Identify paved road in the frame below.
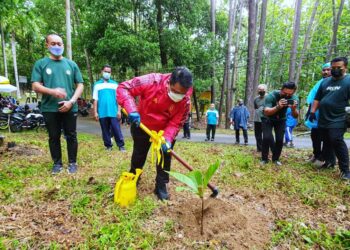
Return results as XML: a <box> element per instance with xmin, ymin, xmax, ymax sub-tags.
<box><xmin>76</xmin><ymin>117</ymin><xmax>350</xmax><ymax>149</ymax></box>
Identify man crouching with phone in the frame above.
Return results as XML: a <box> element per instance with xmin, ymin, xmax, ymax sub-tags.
<box><xmin>260</xmin><ymin>82</ymin><xmax>298</xmax><ymax>166</ymax></box>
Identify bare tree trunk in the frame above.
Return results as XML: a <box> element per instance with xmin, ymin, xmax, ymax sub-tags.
<box><xmin>244</xmin><ymin>0</ymin><xmax>257</xmax><ymax>116</ymax></box>
<box><xmin>0</xmin><ymin>23</ymin><xmax>8</xmax><ymax>78</ymax></box>
<box><xmin>326</xmin><ymin>0</ymin><xmax>345</xmax><ymax>61</ymax></box>
<box><xmin>192</xmin><ymin>88</ymin><xmax>200</xmax><ymax>121</ymax></box>
<box><xmin>230</xmin><ymin>0</ymin><xmax>243</xmax><ymax>108</ymax></box>
<box><xmin>288</xmin><ymin>0</ymin><xmax>302</xmax><ymax>82</ymax></box>
<box><xmin>71</xmin><ymin>0</ymin><xmax>94</xmax><ymax>97</ymax></box>
<box><xmin>295</xmin><ymin>0</ymin><xmax>319</xmax><ymax>85</ymax></box>
<box><xmin>210</xmin><ymin>0</ymin><xmax>216</xmax><ymax>104</ymax></box>
<box><xmin>224</xmin><ymin>0</ymin><xmax>237</xmax><ymax>128</ymax></box>
<box><xmin>218</xmin><ymin>63</ymin><xmax>226</xmax><ymax>127</ymax></box>
<box><xmin>253</xmin><ymin>0</ymin><xmax>268</xmax><ymax>94</ymax></box>
<box><xmin>11</xmin><ymin>32</ymin><xmax>20</xmax><ymax>99</ymax></box>
<box><xmin>65</xmin><ymin>0</ymin><xmax>72</xmax><ymax>60</ymax></box>
<box><xmin>155</xmin><ymin>0</ymin><xmax>167</xmax><ymax>67</ymax></box>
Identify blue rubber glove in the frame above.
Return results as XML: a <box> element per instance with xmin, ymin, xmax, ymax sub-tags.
<box><xmin>308</xmin><ymin>112</ymin><xmax>316</xmax><ymax>122</ymax></box>
<box><xmin>128</xmin><ymin>112</ymin><xmax>140</xmax><ymax>127</ymax></box>
<box><xmin>161</xmin><ymin>140</ymin><xmax>172</xmax><ymax>155</ymax></box>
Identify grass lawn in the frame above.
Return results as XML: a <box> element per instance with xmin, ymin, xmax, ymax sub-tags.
<box><xmin>1</xmin><ymin>131</ymin><xmax>350</xmax><ymax>249</ymax></box>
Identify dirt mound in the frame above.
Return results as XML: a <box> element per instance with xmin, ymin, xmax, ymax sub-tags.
<box><xmin>0</xmin><ymin>144</ymin><xmax>44</xmax><ymax>156</ymax></box>
<box><xmin>0</xmin><ymin>201</ymin><xmax>84</xmax><ymax>248</ymax></box>
<box><xmin>151</xmin><ymin>197</ymin><xmax>271</xmax><ymax>249</ymax></box>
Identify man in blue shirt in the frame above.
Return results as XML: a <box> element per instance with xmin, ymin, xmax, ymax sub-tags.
<box><xmin>205</xmin><ymin>103</ymin><xmax>219</xmax><ymax>141</ymax></box>
<box><xmin>230</xmin><ymin>99</ymin><xmax>250</xmax><ymax>145</ymax></box>
<box><xmin>93</xmin><ymin>65</ymin><xmax>125</xmax><ymax>151</ymax></box>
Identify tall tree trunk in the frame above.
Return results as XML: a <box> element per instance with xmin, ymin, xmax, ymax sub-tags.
<box><xmin>71</xmin><ymin>0</ymin><xmax>94</xmax><ymax>97</ymax></box>
<box><xmin>223</xmin><ymin>0</ymin><xmax>236</xmax><ymax>128</ymax></box>
<box><xmin>295</xmin><ymin>0</ymin><xmax>319</xmax><ymax>85</ymax></box>
<box><xmin>253</xmin><ymin>0</ymin><xmax>268</xmax><ymax>94</ymax></box>
<box><xmin>65</xmin><ymin>0</ymin><xmax>72</xmax><ymax>60</ymax></box>
<box><xmin>155</xmin><ymin>0</ymin><xmax>167</xmax><ymax>67</ymax></box>
<box><xmin>288</xmin><ymin>0</ymin><xmax>302</xmax><ymax>82</ymax></box>
<box><xmin>326</xmin><ymin>0</ymin><xmax>345</xmax><ymax>61</ymax></box>
<box><xmin>210</xmin><ymin>0</ymin><xmax>216</xmax><ymax>104</ymax></box>
<box><xmin>11</xmin><ymin>32</ymin><xmax>20</xmax><ymax>99</ymax></box>
<box><xmin>230</xmin><ymin>0</ymin><xmax>243</xmax><ymax>108</ymax></box>
<box><xmin>0</xmin><ymin>23</ymin><xmax>8</xmax><ymax>78</ymax></box>
<box><xmin>244</xmin><ymin>0</ymin><xmax>257</xmax><ymax>117</ymax></box>
<box><xmin>192</xmin><ymin>87</ymin><xmax>200</xmax><ymax>121</ymax></box>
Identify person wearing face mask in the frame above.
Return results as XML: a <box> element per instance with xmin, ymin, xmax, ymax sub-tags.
<box><xmin>305</xmin><ymin>62</ymin><xmax>335</xmax><ymax>168</ymax></box>
<box><xmin>261</xmin><ymin>82</ymin><xmax>298</xmax><ymax>166</ymax></box>
<box><xmin>309</xmin><ymin>57</ymin><xmax>350</xmax><ymax>180</ymax></box>
<box><xmin>230</xmin><ymin>99</ymin><xmax>250</xmax><ymax>145</ymax></box>
<box><xmin>117</xmin><ymin>67</ymin><xmax>193</xmax><ymax>200</ymax></box>
<box><xmin>93</xmin><ymin>64</ymin><xmax>125</xmax><ymax>152</ymax></box>
<box><xmin>31</xmin><ymin>34</ymin><xmax>84</xmax><ymax>174</ymax></box>
<box><xmin>253</xmin><ymin>84</ymin><xmax>267</xmax><ymax>152</ymax></box>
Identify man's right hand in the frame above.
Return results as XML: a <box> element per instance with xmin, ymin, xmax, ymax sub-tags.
<box><xmin>51</xmin><ymin>88</ymin><xmax>67</xmax><ymax>99</ymax></box>
<box><xmin>94</xmin><ymin>113</ymin><xmax>99</xmax><ymax>121</ymax></box>
<box><xmin>128</xmin><ymin>112</ymin><xmax>141</xmax><ymax>126</ymax></box>
<box><xmin>309</xmin><ymin>112</ymin><xmax>316</xmax><ymax>122</ymax></box>
<box><xmin>279</xmin><ymin>98</ymin><xmax>288</xmax><ymax>108</ymax></box>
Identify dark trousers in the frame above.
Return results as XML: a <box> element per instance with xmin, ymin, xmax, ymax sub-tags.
<box><xmin>235</xmin><ymin>127</ymin><xmax>248</xmax><ymax>143</ymax></box>
<box><xmin>130</xmin><ymin>126</ymin><xmax>174</xmax><ymax>184</ymax></box>
<box><xmin>261</xmin><ymin>119</ymin><xmax>285</xmax><ymax>162</ymax></box>
<box><xmin>183</xmin><ymin>122</ymin><xmax>190</xmax><ymax>138</ymax></box>
<box><xmin>320</xmin><ymin>128</ymin><xmax>349</xmax><ymax>172</ymax></box>
<box><xmin>311</xmin><ymin>128</ymin><xmax>335</xmax><ymax>164</ymax></box>
<box><xmin>99</xmin><ymin>117</ymin><xmax>124</xmax><ymax>148</ymax></box>
<box><xmin>254</xmin><ymin>122</ymin><xmax>263</xmax><ymax>151</ymax></box>
<box><xmin>43</xmin><ymin>112</ymin><xmax>78</xmax><ymax>165</ymax></box>
<box><xmin>206</xmin><ymin>124</ymin><xmax>216</xmax><ymax>139</ymax></box>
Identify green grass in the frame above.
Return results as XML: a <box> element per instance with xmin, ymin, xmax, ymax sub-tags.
<box><xmin>0</xmin><ymin>130</ymin><xmax>350</xmax><ymax>248</ymax></box>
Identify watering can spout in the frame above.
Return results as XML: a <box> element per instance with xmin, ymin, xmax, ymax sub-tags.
<box><xmin>114</xmin><ymin>168</ymin><xmax>143</xmax><ymax>207</ymax></box>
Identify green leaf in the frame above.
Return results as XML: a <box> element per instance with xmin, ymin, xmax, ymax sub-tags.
<box><xmin>175</xmin><ymin>186</ymin><xmax>196</xmax><ymax>193</ymax></box>
<box><xmin>167</xmin><ymin>171</ymin><xmax>198</xmax><ymax>194</ymax></box>
<box><xmin>203</xmin><ymin>161</ymin><xmax>220</xmax><ymax>187</ymax></box>
<box><xmin>187</xmin><ymin>170</ymin><xmax>204</xmax><ymax>197</ymax></box>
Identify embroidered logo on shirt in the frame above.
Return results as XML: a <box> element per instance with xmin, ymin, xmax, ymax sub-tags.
<box><xmin>66</xmin><ymin>70</ymin><xmax>71</xmax><ymax>75</ymax></box>
<box><xmin>326</xmin><ymin>86</ymin><xmax>341</xmax><ymax>91</ymax></box>
<box><xmin>46</xmin><ymin>68</ymin><xmax>52</xmax><ymax>75</ymax></box>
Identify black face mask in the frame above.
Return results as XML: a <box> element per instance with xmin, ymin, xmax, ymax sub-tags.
<box><xmin>258</xmin><ymin>91</ymin><xmax>265</xmax><ymax>97</ymax></box>
<box><xmin>331</xmin><ymin>68</ymin><xmax>343</xmax><ymax>78</ymax></box>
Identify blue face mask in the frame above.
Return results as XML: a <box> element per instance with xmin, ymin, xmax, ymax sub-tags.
<box><xmin>49</xmin><ymin>46</ymin><xmax>64</xmax><ymax>57</ymax></box>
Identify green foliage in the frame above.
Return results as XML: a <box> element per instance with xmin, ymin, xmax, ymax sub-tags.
<box><xmin>167</xmin><ymin>161</ymin><xmax>219</xmax><ymax>198</ymax></box>
<box><xmin>272</xmin><ymin>220</ymin><xmax>350</xmax><ymax>249</ymax></box>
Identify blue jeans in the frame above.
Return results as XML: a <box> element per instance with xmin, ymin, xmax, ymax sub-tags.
<box><xmin>285</xmin><ymin>126</ymin><xmax>295</xmax><ymax>143</ymax></box>
<box><xmin>99</xmin><ymin>117</ymin><xmax>124</xmax><ymax>148</ymax></box>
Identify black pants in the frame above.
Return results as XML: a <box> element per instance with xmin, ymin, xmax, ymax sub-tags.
<box><xmin>235</xmin><ymin>127</ymin><xmax>248</xmax><ymax>143</ymax></box>
<box><xmin>261</xmin><ymin>119</ymin><xmax>285</xmax><ymax>162</ymax></box>
<box><xmin>43</xmin><ymin>112</ymin><xmax>78</xmax><ymax>165</ymax></box>
<box><xmin>130</xmin><ymin>126</ymin><xmax>174</xmax><ymax>184</ymax></box>
<box><xmin>311</xmin><ymin>128</ymin><xmax>335</xmax><ymax>163</ymax></box>
<box><xmin>99</xmin><ymin>117</ymin><xmax>124</xmax><ymax>148</ymax></box>
<box><xmin>206</xmin><ymin>124</ymin><xmax>216</xmax><ymax>139</ymax></box>
<box><xmin>320</xmin><ymin>128</ymin><xmax>349</xmax><ymax>173</ymax></box>
<box><xmin>254</xmin><ymin>122</ymin><xmax>262</xmax><ymax>151</ymax></box>
<box><xmin>183</xmin><ymin>122</ymin><xmax>190</xmax><ymax>138</ymax></box>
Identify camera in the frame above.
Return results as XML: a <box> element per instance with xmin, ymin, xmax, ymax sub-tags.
<box><xmin>287</xmin><ymin>99</ymin><xmax>295</xmax><ymax>105</ymax></box>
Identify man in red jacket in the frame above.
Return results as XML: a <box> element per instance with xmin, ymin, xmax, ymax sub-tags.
<box><xmin>117</xmin><ymin>67</ymin><xmax>193</xmax><ymax>200</ymax></box>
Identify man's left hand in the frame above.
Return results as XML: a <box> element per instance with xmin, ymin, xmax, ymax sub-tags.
<box><xmin>58</xmin><ymin>101</ymin><xmax>73</xmax><ymax>113</ymax></box>
<box><xmin>117</xmin><ymin>111</ymin><xmax>121</xmax><ymax>120</ymax></box>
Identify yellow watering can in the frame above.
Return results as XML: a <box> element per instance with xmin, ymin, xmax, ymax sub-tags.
<box><xmin>114</xmin><ymin>168</ymin><xmax>142</xmax><ymax>207</ymax></box>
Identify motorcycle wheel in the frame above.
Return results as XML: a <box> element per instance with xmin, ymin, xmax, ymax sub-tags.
<box><xmin>10</xmin><ymin>123</ymin><xmax>23</xmax><ymax>132</ymax></box>
<box><xmin>0</xmin><ymin>120</ymin><xmax>8</xmax><ymax>130</ymax></box>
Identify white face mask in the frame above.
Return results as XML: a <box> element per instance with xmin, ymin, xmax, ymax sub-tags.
<box><xmin>168</xmin><ymin>90</ymin><xmax>185</xmax><ymax>102</ymax></box>
<box><xmin>103</xmin><ymin>72</ymin><xmax>111</xmax><ymax>80</ymax></box>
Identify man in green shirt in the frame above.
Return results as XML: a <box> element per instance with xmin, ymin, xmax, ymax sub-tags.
<box><xmin>261</xmin><ymin>82</ymin><xmax>298</xmax><ymax>166</ymax></box>
<box><xmin>31</xmin><ymin>34</ymin><xmax>84</xmax><ymax>174</ymax></box>
<box><xmin>253</xmin><ymin>84</ymin><xmax>267</xmax><ymax>152</ymax></box>
<box><xmin>310</xmin><ymin>57</ymin><xmax>350</xmax><ymax>180</ymax></box>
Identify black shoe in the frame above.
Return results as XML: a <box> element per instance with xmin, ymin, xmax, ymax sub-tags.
<box><xmin>154</xmin><ymin>183</ymin><xmax>169</xmax><ymax>200</ymax></box>
<box><xmin>211</xmin><ymin>138</ymin><xmax>214</xmax><ymax>141</ymax></box>
<box><xmin>235</xmin><ymin>141</ymin><xmax>239</xmax><ymax>144</ymax></box>
<box><xmin>318</xmin><ymin>162</ymin><xmax>335</xmax><ymax>170</ymax></box>
<box><xmin>52</xmin><ymin>164</ymin><xmax>63</xmax><ymax>174</ymax></box>
<box><xmin>341</xmin><ymin>171</ymin><xmax>350</xmax><ymax>180</ymax></box>
<box><xmin>205</xmin><ymin>138</ymin><xmax>209</xmax><ymax>141</ymax></box>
